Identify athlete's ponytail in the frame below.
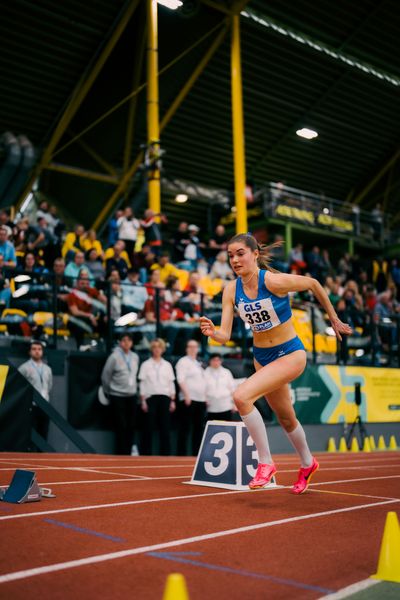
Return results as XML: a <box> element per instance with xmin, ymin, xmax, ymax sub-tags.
<box><xmin>227</xmin><ymin>233</ymin><xmax>282</xmax><ymax>272</ymax></box>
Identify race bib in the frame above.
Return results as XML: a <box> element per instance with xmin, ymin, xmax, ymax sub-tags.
<box><xmin>238</xmin><ymin>297</ymin><xmax>281</xmax><ymax>332</ymax></box>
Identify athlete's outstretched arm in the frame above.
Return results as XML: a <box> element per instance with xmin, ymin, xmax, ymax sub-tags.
<box><xmin>266</xmin><ymin>272</ymin><xmax>353</xmax><ymax>341</ymax></box>
<box><xmin>200</xmin><ymin>281</ymin><xmax>235</xmax><ymax>344</ymax></box>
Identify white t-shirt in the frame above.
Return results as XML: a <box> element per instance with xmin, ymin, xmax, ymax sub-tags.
<box><xmin>204</xmin><ymin>366</ymin><xmax>235</xmax><ymax>413</ymax></box>
<box><xmin>117</xmin><ymin>216</ymin><xmax>140</xmax><ymax>241</ymax></box>
<box><xmin>176</xmin><ymin>355</ymin><xmax>206</xmax><ymax>402</ymax></box>
<box><xmin>138</xmin><ymin>358</ymin><xmax>175</xmax><ymax>399</ymax></box>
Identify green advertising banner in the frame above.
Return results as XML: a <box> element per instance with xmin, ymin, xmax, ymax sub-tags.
<box><xmin>291</xmin><ymin>365</ymin><xmax>400</xmax><ymax>424</ymax></box>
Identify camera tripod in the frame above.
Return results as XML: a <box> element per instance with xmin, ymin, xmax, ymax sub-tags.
<box><xmin>345</xmin><ymin>406</ymin><xmax>368</xmax><ymax>450</ymax></box>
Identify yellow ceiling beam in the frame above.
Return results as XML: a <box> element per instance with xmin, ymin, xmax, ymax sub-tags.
<box><xmin>92</xmin><ymin>21</ymin><xmax>229</xmax><ymax>231</ymax></box>
<box><xmin>46</xmin><ymin>163</ymin><xmax>119</xmax><ymax>185</ymax></box>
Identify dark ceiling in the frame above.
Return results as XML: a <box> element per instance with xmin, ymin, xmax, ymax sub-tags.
<box><xmin>1</xmin><ymin>0</ymin><xmax>399</xmax><ymax>231</ymax></box>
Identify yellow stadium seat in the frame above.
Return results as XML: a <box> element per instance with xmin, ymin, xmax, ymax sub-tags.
<box><xmin>199</xmin><ymin>276</ymin><xmax>223</xmax><ymax>297</ymax></box>
<box><xmin>176</xmin><ymin>269</ymin><xmax>189</xmax><ymax>291</ymax></box>
<box><xmin>2</xmin><ymin>308</ymin><xmax>28</xmax><ymax>318</ymax></box>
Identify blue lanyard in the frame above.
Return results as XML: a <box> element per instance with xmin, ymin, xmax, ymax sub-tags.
<box><xmin>30</xmin><ymin>360</ymin><xmax>44</xmax><ymax>385</ymax></box>
<box><xmin>118</xmin><ymin>349</ymin><xmax>132</xmax><ymax>373</ymax></box>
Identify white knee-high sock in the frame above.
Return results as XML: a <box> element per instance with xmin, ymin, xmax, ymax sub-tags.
<box><xmin>241</xmin><ymin>407</ymin><xmax>272</xmax><ymax>464</ymax></box>
<box><xmin>285</xmin><ymin>421</ymin><xmax>313</xmax><ymax>467</ymax></box>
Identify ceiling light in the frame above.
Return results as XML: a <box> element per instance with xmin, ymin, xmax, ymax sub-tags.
<box><xmin>323</xmin><ymin>207</ymin><xmax>330</xmax><ymax>214</ymax></box>
<box><xmin>175</xmin><ymin>194</ymin><xmax>188</xmax><ymax>203</ymax></box>
<box><xmin>157</xmin><ymin>0</ymin><xmax>183</xmax><ymax>9</ymax></box>
<box><xmin>296</xmin><ymin>128</ymin><xmax>318</xmax><ymax>140</ymax></box>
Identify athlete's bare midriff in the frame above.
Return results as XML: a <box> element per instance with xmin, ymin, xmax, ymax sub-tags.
<box><xmin>252</xmin><ymin>318</ymin><xmax>298</xmax><ymax>348</ymax></box>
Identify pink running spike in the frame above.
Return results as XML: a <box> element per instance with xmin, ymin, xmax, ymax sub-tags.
<box><xmin>249</xmin><ymin>463</ymin><xmax>277</xmax><ymax>489</ymax></box>
<box><xmin>291</xmin><ymin>457</ymin><xmax>319</xmax><ymax>494</ymax></box>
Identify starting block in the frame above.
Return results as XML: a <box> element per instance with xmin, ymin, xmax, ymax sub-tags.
<box><xmin>0</xmin><ymin>470</ymin><xmax>55</xmax><ymax>504</ymax></box>
<box><xmin>186</xmin><ymin>421</ymin><xmax>280</xmax><ymax>491</ymax></box>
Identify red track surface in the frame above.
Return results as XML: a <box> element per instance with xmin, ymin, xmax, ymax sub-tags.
<box><xmin>0</xmin><ymin>452</ymin><xmax>399</xmax><ymax>599</ymax></box>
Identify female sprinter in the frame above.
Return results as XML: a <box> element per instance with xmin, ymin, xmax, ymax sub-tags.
<box><xmin>200</xmin><ymin>233</ymin><xmax>352</xmax><ymax>494</ymax></box>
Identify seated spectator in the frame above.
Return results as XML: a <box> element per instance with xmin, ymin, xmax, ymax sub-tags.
<box><xmin>144</xmin><ymin>268</ymin><xmax>164</xmax><ymax>297</ymax></box>
<box><xmin>82</xmin><ymin>229</ymin><xmax>104</xmax><ymax>259</ymax></box>
<box><xmin>0</xmin><ymin>256</ymin><xmax>11</xmax><ymax>308</ymax></box>
<box><xmin>163</xmin><ymin>275</ymin><xmax>182</xmax><ymax>307</ymax></box>
<box><xmin>67</xmin><ymin>273</ymin><xmax>106</xmax><ymax>348</ymax></box>
<box><xmin>364</xmin><ymin>284</ymin><xmax>377</xmax><ymax>313</ymax></box>
<box><xmin>131</xmin><ymin>244</ymin><xmax>154</xmax><ymax>281</ymax></box>
<box><xmin>150</xmin><ymin>252</ymin><xmax>180</xmax><ymax>283</ymax></box>
<box><xmin>181</xmin><ymin>271</ymin><xmax>210</xmax><ymax>315</ymax></box>
<box><xmin>13</xmin><ymin>218</ymin><xmax>30</xmax><ymax>260</ymax></box>
<box><xmin>117</xmin><ymin>207</ymin><xmax>140</xmax><ymax>259</ymax></box>
<box><xmin>0</xmin><ymin>210</ymin><xmax>13</xmax><ymax>239</ymax></box>
<box><xmin>65</xmin><ymin>251</ymin><xmax>94</xmax><ymax>286</ymax></box>
<box><xmin>108</xmin><ymin>269</ymin><xmax>123</xmax><ymax>322</ymax></box>
<box><xmin>306</xmin><ymin>246</ymin><xmax>323</xmax><ymax>281</ymax></box>
<box><xmin>84</xmin><ymin>249</ymin><xmax>105</xmax><ymax>282</ymax></box>
<box><xmin>105</xmin><ymin>240</ymin><xmax>130</xmax><ymax>279</ymax></box>
<box><xmin>18</xmin><ymin>252</ymin><xmax>48</xmax><ymax>279</ymax></box>
<box><xmin>62</xmin><ymin>224</ymin><xmax>86</xmax><ymax>262</ymax></box>
<box><xmin>328</xmin><ymin>281</ymin><xmax>341</xmax><ymax>307</ymax></box>
<box><xmin>0</xmin><ymin>226</ymin><xmax>16</xmax><ymax>268</ymax></box>
<box><xmin>121</xmin><ymin>269</ymin><xmax>148</xmax><ymax>314</ymax></box>
<box><xmin>27</xmin><ymin>217</ymin><xmax>57</xmax><ymax>268</ymax></box>
<box><xmin>183</xmin><ymin>224</ymin><xmax>203</xmax><ymax>269</ymax></box>
<box><xmin>209</xmin><ymin>251</ymin><xmax>234</xmax><ymax>281</ymax></box>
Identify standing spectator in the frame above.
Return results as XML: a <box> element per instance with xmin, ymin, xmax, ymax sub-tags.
<box><xmin>117</xmin><ymin>207</ymin><xmax>140</xmax><ymax>260</ymax></box>
<box><xmin>306</xmin><ymin>246</ymin><xmax>323</xmax><ymax>281</ymax></box>
<box><xmin>288</xmin><ymin>243</ymin><xmax>306</xmax><ymax>274</ymax></box>
<box><xmin>18</xmin><ymin>341</ymin><xmax>53</xmax><ymax>442</ymax></box>
<box><xmin>108</xmin><ymin>209</ymin><xmax>123</xmax><ymax>248</ymax></box>
<box><xmin>184</xmin><ymin>224</ymin><xmax>203</xmax><ymax>269</ymax></box>
<box><xmin>140</xmin><ymin>208</ymin><xmax>167</xmax><ymax>255</ymax></box>
<box><xmin>207</xmin><ymin>224</ymin><xmax>227</xmax><ymax>262</ymax></box>
<box><xmin>171</xmin><ymin>221</ymin><xmax>190</xmax><ymax>263</ymax></box>
<box><xmin>0</xmin><ymin>226</ymin><xmax>16</xmax><ymax>268</ymax></box>
<box><xmin>101</xmin><ymin>333</ymin><xmax>139</xmax><ymax>455</ymax></box>
<box><xmin>204</xmin><ymin>354</ymin><xmax>235</xmax><ymax>421</ymax></box>
<box><xmin>176</xmin><ymin>339</ymin><xmax>206</xmax><ymax>455</ymax></box>
<box><xmin>139</xmin><ymin>338</ymin><xmax>176</xmax><ymax>455</ymax></box>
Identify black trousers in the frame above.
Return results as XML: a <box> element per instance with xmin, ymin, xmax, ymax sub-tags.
<box><xmin>108</xmin><ymin>394</ymin><xmax>137</xmax><ymax>455</ymax></box>
<box><xmin>206</xmin><ymin>410</ymin><xmax>232</xmax><ymax>422</ymax></box>
<box><xmin>141</xmin><ymin>395</ymin><xmax>172</xmax><ymax>456</ymax></box>
<box><xmin>177</xmin><ymin>400</ymin><xmax>206</xmax><ymax>456</ymax></box>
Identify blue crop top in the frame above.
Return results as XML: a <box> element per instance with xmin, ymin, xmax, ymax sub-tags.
<box><xmin>234</xmin><ymin>269</ymin><xmax>292</xmax><ymax>333</ymax></box>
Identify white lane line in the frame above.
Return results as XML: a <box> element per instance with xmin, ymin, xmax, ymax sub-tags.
<box><xmin>318</xmin><ymin>577</ymin><xmax>380</xmax><ymax>599</ymax></box>
<box><xmin>70</xmin><ymin>468</ymin><xmax>151</xmax><ymax>480</ymax></box>
<box><xmin>1</xmin><ymin>473</ymin><xmax>400</xmax><ymax>521</ymax></box>
<box><xmin>0</xmin><ymin>499</ymin><xmax>398</xmax><ymax>584</ymax></box>
<box><xmin>0</xmin><ymin>489</ymin><xmax>246</xmax><ymax>521</ymax></box>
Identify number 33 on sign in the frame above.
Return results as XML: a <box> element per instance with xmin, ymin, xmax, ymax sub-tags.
<box><xmin>185</xmin><ymin>421</ymin><xmax>280</xmax><ymax>491</ymax></box>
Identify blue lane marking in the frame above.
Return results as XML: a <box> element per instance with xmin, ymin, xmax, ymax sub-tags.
<box><xmin>147</xmin><ymin>551</ymin><xmax>333</xmax><ymax>594</ymax></box>
<box><xmin>44</xmin><ymin>518</ymin><xmax>126</xmax><ymax>543</ymax></box>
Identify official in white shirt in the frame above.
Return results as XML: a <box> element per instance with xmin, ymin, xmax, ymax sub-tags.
<box><xmin>101</xmin><ymin>333</ymin><xmax>139</xmax><ymax>455</ymax></box>
<box><xmin>204</xmin><ymin>354</ymin><xmax>236</xmax><ymax>421</ymax></box>
<box><xmin>18</xmin><ymin>340</ymin><xmax>53</xmax><ymax>442</ymax></box>
<box><xmin>138</xmin><ymin>338</ymin><xmax>176</xmax><ymax>455</ymax></box>
<box><xmin>175</xmin><ymin>339</ymin><xmax>206</xmax><ymax>455</ymax></box>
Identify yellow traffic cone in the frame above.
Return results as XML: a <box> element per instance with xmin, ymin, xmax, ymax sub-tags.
<box><xmin>363</xmin><ymin>437</ymin><xmax>371</xmax><ymax>452</ymax></box>
<box><xmin>369</xmin><ymin>435</ymin><xmax>376</xmax><ymax>450</ymax></box>
<box><xmin>378</xmin><ymin>435</ymin><xmax>386</xmax><ymax>451</ymax></box>
<box><xmin>163</xmin><ymin>573</ymin><xmax>190</xmax><ymax>600</ymax></box>
<box><xmin>389</xmin><ymin>435</ymin><xmax>398</xmax><ymax>451</ymax></box>
<box><xmin>350</xmin><ymin>437</ymin><xmax>359</xmax><ymax>452</ymax></box>
<box><xmin>338</xmin><ymin>437</ymin><xmax>347</xmax><ymax>452</ymax></box>
<box><xmin>327</xmin><ymin>437</ymin><xmax>336</xmax><ymax>452</ymax></box>
<box><xmin>371</xmin><ymin>512</ymin><xmax>400</xmax><ymax>583</ymax></box>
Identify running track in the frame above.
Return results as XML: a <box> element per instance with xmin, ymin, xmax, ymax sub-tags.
<box><xmin>0</xmin><ymin>452</ymin><xmax>399</xmax><ymax>599</ymax></box>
